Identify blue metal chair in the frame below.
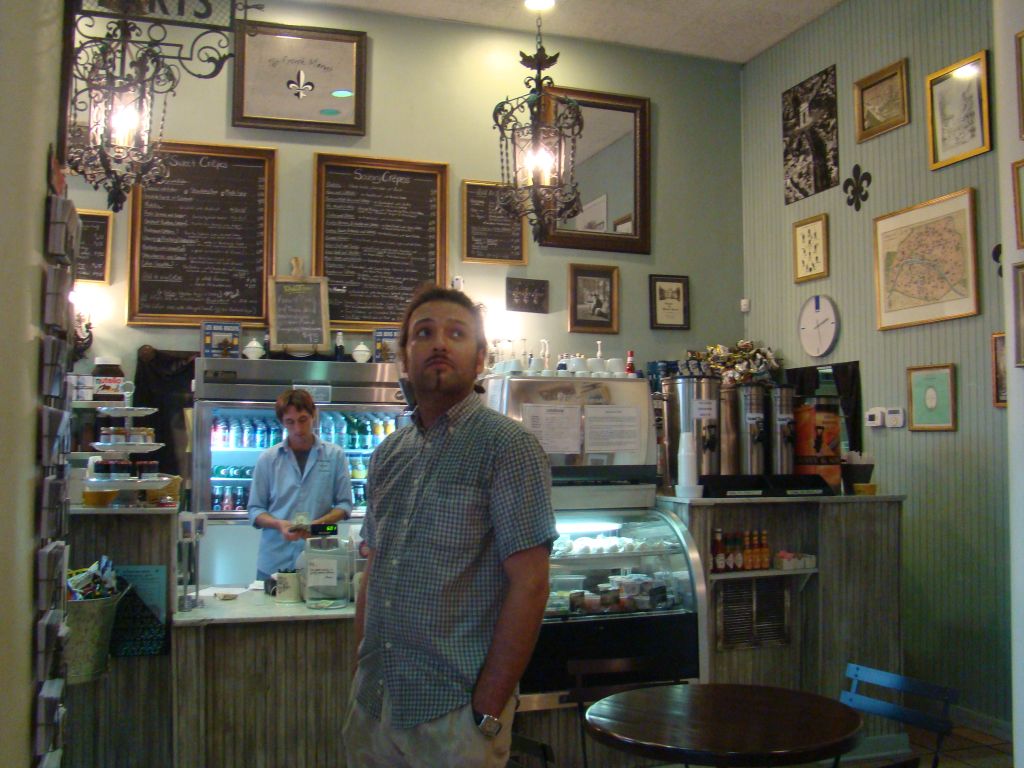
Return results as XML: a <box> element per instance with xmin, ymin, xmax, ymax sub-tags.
<box><xmin>840</xmin><ymin>662</ymin><xmax>958</xmax><ymax>768</ymax></box>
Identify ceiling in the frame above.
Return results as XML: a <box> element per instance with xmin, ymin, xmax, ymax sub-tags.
<box><xmin>314</xmin><ymin>0</ymin><xmax>845</xmax><ymax>64</ymax></box>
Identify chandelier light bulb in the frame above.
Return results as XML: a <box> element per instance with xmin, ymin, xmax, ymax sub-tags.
<box><xmin>110</xmin><ymin>101</ymin><xmax>141</xmax><ymax>146</ymax></box>
<box><xmin>524</xmin><ymin>0</ymin><xmax>555</xmax><ymax>11</ymax></box>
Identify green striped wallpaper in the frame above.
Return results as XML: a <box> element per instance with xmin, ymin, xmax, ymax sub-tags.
<box><xmin>741</xmin><ymin>0</ymin><xmax>1008</xmax><ymax>725</ymax></box>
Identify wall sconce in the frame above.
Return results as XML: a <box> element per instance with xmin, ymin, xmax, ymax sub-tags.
<box><xmin>492</xmin><ymin>14</ymin><xmax>583</xmax><ymax>241</ymax></box>
<box><xmin>73</xmin><ymin>311</ymin><xmax>94</xmax><ymax>363</ymax></box>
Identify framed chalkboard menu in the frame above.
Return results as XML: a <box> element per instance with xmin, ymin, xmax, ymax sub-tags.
<box><xmin>129</xmin><ymin>141</ymin><xmax>275</xmax><ymax>326</ymax></box>
<box><xmin>74</xmin><ymin>209</ymin><xmax>113</xmax><ymax>283</ymax></box>
<box><xmin>314</xmin><ymin>154</ymin><xmax>447</xmax><ymax>331</ymax></box>
<box><xmin>462</xmin><ymin>180</ymin><xmax>526</xmax><ymax>265</ymax></box>
<box><xmin>268</xmin><ymin>276</ymin><xmax>330</xmax><ymax>354</ymax></box>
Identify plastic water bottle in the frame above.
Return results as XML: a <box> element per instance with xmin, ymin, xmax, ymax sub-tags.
<box><xmin>242</xmin><ymin>419</ymin><xmax>255</xmax><ymax>448</ymax></box>
<box><xmin>228</xmin><ymin>419</ymin><xmax>242</xmax><ymax>449</ymax></box>
<box><xmin>254</xmin><ymin>419</ymin><xmax>267</xmax><ymax>449</ymax></box>
<box><xmin>336</xmin><ymin>415</ymin><xmax>348</xmax><ymax>446</ymax></box>
<box><xmin>320</xmin><ymin>413</ymin><xmax>335</xmax><ymax>444</ymax></box>
<box><xmin>268</xmin><ymin>423</ymin><xmax>282</xmax><ymax>446</ymax></box>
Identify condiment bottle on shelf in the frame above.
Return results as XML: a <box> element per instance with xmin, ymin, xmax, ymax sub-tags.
<box><xmin>711</xmin><ymin>528</ymin><xmax>725</xmax><ymax>573</ymax></box>
<box><xmin>625</xmin><ymin>350</ymin><xmax>636</xmax><ymax>375</ymax></box>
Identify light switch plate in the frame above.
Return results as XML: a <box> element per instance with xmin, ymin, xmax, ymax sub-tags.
<box><xmin>865</xmin><ymin>407</ymin><xmax>885</xmax><ymax>427</ymax></box>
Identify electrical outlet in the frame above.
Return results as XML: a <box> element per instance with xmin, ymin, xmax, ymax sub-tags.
<box><xmin>740</xmin><ymin>297</ymin><xmax>750</xmax><ymax>313</ymax></box>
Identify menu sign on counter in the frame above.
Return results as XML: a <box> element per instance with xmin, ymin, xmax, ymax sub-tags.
<box><xmin>129</xmin><ymin>141</ymin><xmax>275</xmax><ymax>326</ymax></box>
<box><xmin>314</xmin><ymin>154</ymin><xmax>447</xmax><ymax>331</ymax></box>
<box><xmin>268</xmin><ymin>276</ymin><xmax>330</xmax><ymax>354</ymax></box>
<box><xmin>74</xmin><ymin>209</ymin><xmax>113</xmax><ymax>283</ymax></box>
<box><xmin>462</xmin><ymin>180</ymin><xmax>526</xmax><ymax>264</ymax></box>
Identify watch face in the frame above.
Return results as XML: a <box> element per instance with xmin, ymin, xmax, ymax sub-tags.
<box><xmin>798</xmin><ymin>295</ymin><xmax>839</xmax><ymax>357</ymax></box>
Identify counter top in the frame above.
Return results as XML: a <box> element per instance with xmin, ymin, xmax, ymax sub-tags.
<box><xmin>658</xmin><ymin>494</ymin><xmax>904</xmax><ymax>505</ymax></box>
<box><xmin>173</xmin><ymin>588</ymin><xmax>355</xmax><ymax>626</ymax></box>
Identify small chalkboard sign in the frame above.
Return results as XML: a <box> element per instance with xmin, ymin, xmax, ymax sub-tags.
<box><xmin>75</xmin><ymin>210</ymin><xmax>113</xmax><ymax>283</ymax></box>
<box><xmin>462</xmin><ymin>180</ymin><xmax>526</xmax><ymax>265</ymax></box>
<box><xmin>268</xmin><ymin>276</ymin><xmax>330</xmax><ymax>354</ymax></box>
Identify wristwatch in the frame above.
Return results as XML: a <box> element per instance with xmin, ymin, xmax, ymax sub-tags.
<box><xmin>472</xmin><ymin>708</ymin><xmax>502</xmax><ymax>738</ymax></box>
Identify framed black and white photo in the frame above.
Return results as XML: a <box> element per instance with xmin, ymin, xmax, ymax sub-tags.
<box><xmin>506</xmin><ymin>277</ymin><xmax>549</xmax><ymax>314</ymax></box>
<box><xmin>569</xmin><ymin>263</ymin><xmax>618</xmax><ymax>333</ymax></box>
<box><xmin>648</xmin><ymin>274</ymin><xmax>689</xmax><ymax>330</ymax></box>
<box><xmin>233</xmin><ymin>21</ymin><xmax>367</xmax><ymax>135</ymax></box>
<box><xmin>782</xmin><ymin>65</ymin><xmax>839</xmax><ymax>204</ymax></box>
<box><xmin>926</xmin><ymin>50</ymin><xmax>990</xmax><ymax>170</ymax></box>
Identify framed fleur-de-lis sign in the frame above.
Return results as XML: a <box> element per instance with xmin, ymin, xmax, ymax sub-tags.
<box><xmin>233</xmin><ymin>21</ymin><xmax>366</xmax><ymax>135</ymax></box>
<box><xmin>793</xmin><ymin>213</ymin><xmax>829</xmax><ymax>283</ymax></box>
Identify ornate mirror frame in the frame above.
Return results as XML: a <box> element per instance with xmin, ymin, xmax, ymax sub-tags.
<box><xmin>540</xmin><ymin>87</ymin><xmax>651</xmax><ymax>254</ymax></box>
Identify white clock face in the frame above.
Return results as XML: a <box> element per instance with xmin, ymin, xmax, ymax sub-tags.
<box><xmin>798</xmin><ymin>295</ymin><xmax>839</xmax><ymax>357</ymax></box>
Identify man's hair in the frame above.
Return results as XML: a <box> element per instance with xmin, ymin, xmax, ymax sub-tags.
<box><xmin>398</xmin><ymin>283</ymin><xmax>487</xmax><ymax>364</ymax></box>
<box><xmin>274</xmin><ymin>388</ymin><xmax>317</xmax><ymax>421</ymax></box>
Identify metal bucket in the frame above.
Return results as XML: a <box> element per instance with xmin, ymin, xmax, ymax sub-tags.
<box><xmin>661</xmin><ymin>375</ymin><xmax>721</xmax><ymax>484</ymax></box>
<box><xmin>737</xmin><ymin>384</ymin><xmax>766</xmax><ymax>475</ymax></box>
<box><xmin>769</xmin><ymin>385</ymin><xmax>796</xmax><ymax>475</ymax></box>
<box><xmin>793</xmin><ymin>396</ymin><xmax>842</xmax><ymax>492</ymax></box>
<box><xmin>65</xmin><ymin>587</ymin><xmax>129</xmax><ymax>685</ymax></box>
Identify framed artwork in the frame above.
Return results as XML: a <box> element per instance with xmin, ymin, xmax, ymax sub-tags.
<box><xmin>854</xmin><ymin>59</ymin><xmax>909</xmax><ymax>143</ymax></box>
<box><xmin>506</xmin><ymin>277</ymin><xmax>549</xmax><ymax>314</ymax></box>
<box><xmin>1013</xmin><ymin>158</ymin><xmax>1024</xmax><ymax>249</ymax></box>
<box><xmin>1017</xmin><ymin>31</ymin><xmax>1024</xmax><ymax>139</ymax></box>
<box><xmin>793</xmin><ymin>213</ymin><xmax>829</xmax><ymax>283</ymax></box>
<box><xmin>907</xmin><ymin>363</ymin><xmax>956</xmax><ymax>431</ymax></box>
<box><xmin>992</xmin><ymin>332</ymin><xmax>1007</xmax><ymax>408</ymax></box>
<box><xmin>577</xmin><ymin>195</ymin><xmax>608</xmax><ymax>233</ymax></box>
<box><xmin>462</xmin><ymin>181</ymin><xmax>526</xmax><ymax>264</ymax></box>
<box><xmin>613</xmin><ymin>213</ymin><xmax>633</xmax><ymax>234</ymax></box>
<box><xmin>1016</xmin><ymin>264</ymin><xmax>1024</xmax><ymax>368</ymax></box>
<box><xmin>926</xmin><ymin>50</ymin><xmax>990</xmax><ymax>170</ymax></box>
<box><xmin>782</xmin><ymin>64</ymin><xmax>839</xmax><ymax>204</ymax></box>
<box><xmin>233</xmin><ymin>21</ymin><xmax>367</xmax><ymax>135</ymax></box>
<box><xmin>873</xmin><ymin>187</ymin><xmax>977</xmax><ymax>331</ymax></box>
<box><xmin>648</xmin><ymin>274</ymin><xmax>690</xmax><ymax>330</ymax></box>
<box><xmin>569</xmin><ymin>263</ymin><xmax>618</xmax><ymax>333</ymax></box>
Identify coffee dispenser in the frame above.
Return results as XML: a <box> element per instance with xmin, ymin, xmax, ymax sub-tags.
<box><xmin>769</xmin><ymin>384</ymin><xmax>795</xmax><ymax>474</ymax></box>
<box><xmin>661</xmin><ymin>374</ymin><xmax>721</xmax><ymax>484</ymax></box>
<box><xmin>737</xmin><ymin>383</ymin><xmax>766</xmax><ymax>475</ymax></box>
<box><xmin>718</xmin><ymin>382</ymin><xmax>740</xmax><ymax>475</ymax></box>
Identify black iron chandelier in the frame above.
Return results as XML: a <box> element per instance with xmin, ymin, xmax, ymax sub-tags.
<box><xmin>492</xmin><ymin>15</ymin><xmax>583</xmax><ymax>241</ymax></box>
<box><xmin>64</xmin><ymin>0</ymin><xmax>239</xmax><ymax>211</ymax></box>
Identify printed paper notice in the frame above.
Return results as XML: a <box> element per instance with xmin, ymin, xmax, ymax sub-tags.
<box><xmin>521</xmin><ymin>404</ymin><xmax>581</xmax><ymax>454</ymax></box>
<box><xmin>584</xmin><ymin>406</ymin><xmax>641</xmax><ymax>453</ymax></box>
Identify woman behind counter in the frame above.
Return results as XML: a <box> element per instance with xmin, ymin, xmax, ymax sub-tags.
<box><xmin>247</xmin><ymin>388</ymin><xmax>353</xmax><ymax>580</ymax></box>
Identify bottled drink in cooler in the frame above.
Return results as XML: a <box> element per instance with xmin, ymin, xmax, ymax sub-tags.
<box><xmin>212</xmin><ymin>485</ymin><xmax>222</xmax><ymax>511</ymax></box>
<box><xmin>234</xmin><ymin>485</ymin><xmax>246</xmax><ymax>510</ymax></box>
<box><xmin>268</xmin><ymin>423</ymin><xmax>282</xmax><ymax>446</ymax></box>
<box><xmin>372</xmin><ymin>418</ymin><xmax>384</xmax><ymax>446</ymax></box>
<box><xmin>254</xmin><ymin>419</ymin><xmax>267</xmax><ymax>449</ymax></box>
<box><xmin>320</xmin><ymin>413</ymin><xmax>335</xmax><ymax>444</ymax></box>
<box><xmin>228</xmin><ymin>419</ymin><xmax>241</xmax><ymax>449</ymax></box>
<box><xmin>336</xmin><ymin>415</ymin><xmax>348</xmax><ymax>446</ymax></box>
<box><xmin>360</xmin><ymin>418</ymin><xmax>374</xmax><ymax>450</ymax></box>
<box><xmin>242</xmin><ymin>419</ymin><xmax>255</xmax><ymax>448</ymax></box>
<box><xmin>211</xmin><ymin>418</ymin><xmax>223</xmax><ymax>448</ymax></box>
<box><xmin>384</xmin><ymin>416</ymin><xmax>395</xmax><ymax>436</ymax></box>
<box><xmin>222</xmin><ymin>486</ymin><xmax>234</xmax><ymax>512</ymax></box>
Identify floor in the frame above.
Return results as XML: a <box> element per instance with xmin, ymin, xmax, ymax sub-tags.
<box><xmin>850</xmin><ymin>726</ymin><xmax>1014</xmax><ymax>768</ymax></box>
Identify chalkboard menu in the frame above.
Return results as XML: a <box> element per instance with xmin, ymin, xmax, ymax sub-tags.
<box><xmin>314</xmin><ymin>154</ymin><xmax>446</xmax><ymax>331</ymax></box>
<box><xmin>268</xmin><ymin>276</ymin><xmax>330</xmax><ymax>353</ymax></box>
<box><xmin>129</xmin><ymin>141</ymin><xmax>275</xmax><ymax>326</ymax></box>
<box><xmin>75</xmin><ymin>210</ymin><xmax>113</xmax><ymax>283</ymax></box>
<box><xmin>462</xmin><ymin>181</ymin><xmax>526</xmax><ymax>264</ymax></box>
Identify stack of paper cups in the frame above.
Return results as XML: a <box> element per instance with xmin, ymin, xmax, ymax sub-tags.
<box><xmin>675</xmin><ymin>432</ymin><xmax>703</xmax><ymax>498</ymax></box>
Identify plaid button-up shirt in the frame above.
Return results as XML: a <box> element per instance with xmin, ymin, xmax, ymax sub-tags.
<box><xmin>356</xmin><ymin>393</ymin><xmax>556</xmax><ymax>728</ymax></box>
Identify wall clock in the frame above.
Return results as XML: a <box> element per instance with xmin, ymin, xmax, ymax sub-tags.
<box><xmin>798</xmin><ymin>294</ymin><xmax>839</xmax><ymax>357</ymax></box>
<box><xmin>793</xmin><ymin>213</ymin><xmax>829</xmax><ymax>282</ymax></box>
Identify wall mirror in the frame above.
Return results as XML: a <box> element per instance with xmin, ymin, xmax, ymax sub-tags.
<box><xmin>540</xmin><ymin>87</ymin><xmax>651</xmax><ymax>254</ymax></box>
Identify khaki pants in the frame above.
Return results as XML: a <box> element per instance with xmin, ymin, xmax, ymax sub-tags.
<box><xmin>342</xmin><ymin>680</ymin><xmax>515</xmax><ymax>768</ymax></box>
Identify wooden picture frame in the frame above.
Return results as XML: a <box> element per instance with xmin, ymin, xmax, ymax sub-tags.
<box><xmin>793</xmin><ymin>213</ymin><xmax>829</xmax><ymax>283</ymax></box>
<box><xmin>1013</xmin><ymin>158</ymin><xmax>1024</xmax><ymax>250</ymax></box>
<box><xmin>926</xmin><ymin>50</ymin><xmax>990</xmax><ymax>170</ymax></box>
<box><xmin>992</xmin><ymin>332</ymin><xmax>1007</xmax><ymax>408</ymax></box>
<box><xmin>233</xmin><ymin>21</ymin><xmax>366</xmax><ymax>136</ymax></box>
<box><xmin>314</xmin><ymin>154</ymin><xmax>447</xmax><ymax>332</ymax></box>
<box><xmin>268</xmin><ymin>276</ymin><xmax>331</xmax><ymax>355</ymax></box>
<box><xmin>461</xmin><ymin>180</ymin><xmax>526</xmax><ymax>265</ymax></box>
<box><xmin>873</xmin><ymin>187</ymin><xmax>977</xmax><ymax>330</ymax></box>
<box><xmin>74</xmin><ymin>209</ymin><xmax>113</xmax><ymax>284</ymax></box>
<box><xmin>854</xmin><ymin>59</ymin><xmax>909</xmax><ymax>143</ymax></box>
<box><xmin>1015</xmin><ymin>264</ymin><xmax>1024</xmax><ymax>368</ymax></box>
<box><xmin>506</xmin><ymin>277</ymin><xmax>549</xmax><ymax>314</ymax></box>
<box><xmin>613</xmin><ymin>213</ymin><xmax>633</xmax><ymax>234</ymax></box>
<box><xmin>907</xmin><ymin>363</ymin><xmax>956</xmax><ymax>431</ymax></box>
<box><xmin>1017</xmin><ymin>31</ymin><xmax>1024</xmax><ymax>140</ymax></box>
<box><xmin>569</xmin><ymin>263</ymin><xmax>618</xmax><ymax>334</ymax></box>
<box><xmin>648</xmin><ymin>274</ymin><xmax>690</xmax><ymax>330</ymax></box>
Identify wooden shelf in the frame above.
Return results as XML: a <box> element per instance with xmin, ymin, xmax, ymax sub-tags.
<box><xmin>708</xmin><ymin>567</ymin><xmax>818</xmax><ymax>581</ymax></box>
<box><xmin>70</xmin><ymin>505</ymin><xmax>178</xmax><ymax>516</ymax></box>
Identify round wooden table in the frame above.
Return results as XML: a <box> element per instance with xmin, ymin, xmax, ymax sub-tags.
<box><xmin>584</xmin><ymin>683</ymin><xmax>863</xmax><ymax>766</ymax></box>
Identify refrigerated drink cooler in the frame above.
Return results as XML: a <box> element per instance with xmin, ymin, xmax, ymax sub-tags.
<box><xmin>481</xmin><ymin>373</ymin><xmax>708</xmax><ymax>710</ymax></box>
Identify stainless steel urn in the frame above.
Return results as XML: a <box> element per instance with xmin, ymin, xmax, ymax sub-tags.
<box><xmin>661</xmin><ymin>375</ymin><xmax>721</xmax><ymax>484</ymax></box>
<box><xmin>737</xmin><ymin>383</ymin><xmax>767</xmax><ymax>475</ymax></box>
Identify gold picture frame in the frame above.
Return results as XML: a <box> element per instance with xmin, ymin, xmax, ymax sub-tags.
<box><xmin>854</xmin><ymin>59</ymin><xmax>909</xmax><ymax>143</ymax></box>
<box><xmin>1013</xmin><ymin>158</ymin><xmax>1024</xmax><ymax>250</ymax></box>
<box><xmin>907</xmin><ymin>363</ymin><xmax>957</xmax><ymax>432</ymax></box>
<box><xmin>1017</xmin><ymin>31</ymin><xmax>1024</xmax><ymax>140</ymax></box>
<box><xmin>992</xmin><ymin>332</ymin><xmax>1007</xmax><ymax>408</ymax></box>
<box><xmin>873</xmin><ymin>188</ymin><xmax>977</xmax><ymax>331</ymax></box>
<box><xmin>569</xmin><ymin>263</ymin><xmax>619</xmax><ymax>334</ymax></box>
<box><xmin>1015</xmin><ymin>264</ymin><xmax>1024</xmax><ymax>368</ymax></box>
<box><xmin>793</xmin><ymin>213</ymin><xmax>829</xmax><ymax>283</ymax></box>
<box><xmin>925</xmin><ymin>50</ymin><xmax>990</xmax><ymax>170</ymax></box>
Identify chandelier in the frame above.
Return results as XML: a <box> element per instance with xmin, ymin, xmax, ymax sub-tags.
<box><xmin>492</xmin><ymin>15</ymin><xmax>583</xmax><ymax>241</ymax></box>
<box><xmin>64</xmin><ymin>0</ymin><xmax>237</xmax><ymax>211</ymax></box>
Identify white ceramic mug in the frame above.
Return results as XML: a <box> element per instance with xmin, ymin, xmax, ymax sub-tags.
<box><xmin>529</xmin><ymin>357</ymin><xmax>544</xmax><ymax>372</ymax></box>
<box><xmin>568</xmin><ymin>356</ymin><xmax>586</xmax><ymax>373</ymax></box>
<box><xmin>606</xmin><ymin>358</ymin><xmax>626</xmax><ymax>373</ymax></box>
<box><xmin>587</xmin><ymin>357</ymin><xmax>605</xmax><ymax>373</ymax></box>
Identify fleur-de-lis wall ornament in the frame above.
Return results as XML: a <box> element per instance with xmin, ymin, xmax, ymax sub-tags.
<box><xmin>843</xmin><ymin>164</ymin><xmax>872</xmax><ymax>211</ymax></box>
<box><xmin>992</xmin><ymin>243</ymin><xmax>1002</xmax><ymax>278</ymax></box>
<box><xmin>287</xmin><ymin>70</ymin><xmax>315</xmax><ymax>99</ymax></box>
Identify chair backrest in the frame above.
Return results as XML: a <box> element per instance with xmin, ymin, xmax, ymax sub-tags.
<box><xmin>840</xmin><ymin>662</ymin><xmax>958</xmax><ymax>768</ymax></box>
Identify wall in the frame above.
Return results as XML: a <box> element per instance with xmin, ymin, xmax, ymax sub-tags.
<box><xmin>67</xmin><ymin>3</ymin><xmax>744</xmax><ymax>378</ymax></box>
<box><xmin>0</xmin><ymin>0</ymin><xmax>64</xmax><ymax>763</ymax></box>
<box><xmin>742</xmin><ymin>0</ymin><xmax>1008</xmax><ymax>728</ymax></box>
